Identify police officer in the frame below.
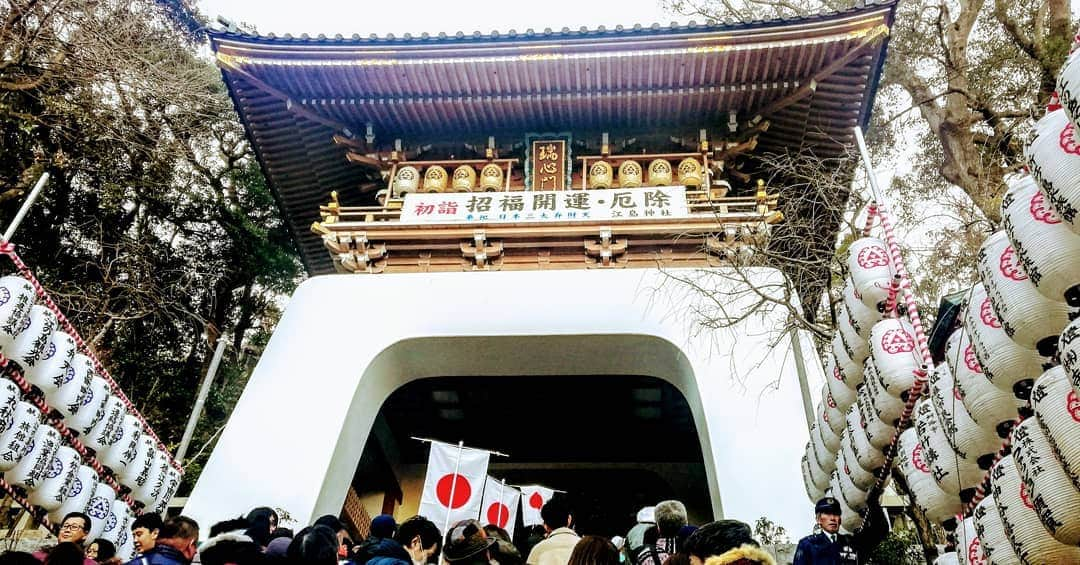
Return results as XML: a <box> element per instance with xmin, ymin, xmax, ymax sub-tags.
<box><xmin>793</xmin><ymin>497</ymin><xmax>886</xmax><ymax>564</ymax></box>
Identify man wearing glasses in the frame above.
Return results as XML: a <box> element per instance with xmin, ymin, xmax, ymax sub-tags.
<box><xmin>57</xmin><ymin>512</ymin><xmax>93</xmax><ymax>545</ymax></box>
<box><xmin>33</xmin><ymin>513</ymin><xmax>98</xmax><ymax>565</ymax></box>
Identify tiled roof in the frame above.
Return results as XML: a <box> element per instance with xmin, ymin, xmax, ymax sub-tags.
<box><xmin>210</xmin><ymin>1</ymin><xmax>897</xmax><ymax>274</ymax></box>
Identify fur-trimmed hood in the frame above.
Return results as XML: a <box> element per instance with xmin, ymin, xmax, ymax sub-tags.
<box><xmin>704</xmin><ymin>545</ymin><xmax>776</xmax><ymax>565</ymax></box>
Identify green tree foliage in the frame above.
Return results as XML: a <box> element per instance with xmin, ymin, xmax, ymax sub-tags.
<box><xmin>0</xmin><ymin>0</ymin><xmax>301</xmax><ymax>491</ymax></box>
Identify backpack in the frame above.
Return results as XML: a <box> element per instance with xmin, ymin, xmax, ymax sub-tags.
<box><xmin>632</xmin><ymin>541</ymin><xmax>672</xmax><ymax>565</ymax></box>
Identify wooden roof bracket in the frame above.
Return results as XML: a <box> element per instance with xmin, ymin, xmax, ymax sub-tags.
<box><xmin>752</xmin><ymin>24</ymin><xmax>890</xmax><ymax>120</ymax></box>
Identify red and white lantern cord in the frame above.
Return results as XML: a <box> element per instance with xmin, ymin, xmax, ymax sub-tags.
<box><xmin>0</xmin><ymin>475</ymin><xmax>52</xmax><ymax>531</ymax></box>
<box><xmin>0</xmin><ymin>354</ymin><xmax>139</xmax><ymax>512</ymax></box>
<box><xmin>858</xmin><ymin>205</ymin><xmax>1022</xmax><ymax>529</ymax></box>
<box><xmin>0</xmin><ymin>242</ymin><xmax>180</xmax><ymax>475</ymax></box>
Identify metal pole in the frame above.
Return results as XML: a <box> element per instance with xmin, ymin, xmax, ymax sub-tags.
<box><xmin>789</xmin><ymin>326</ymin><xmax>815</xmax><ymax>432</ymax></box>
<box><xmin>444</xmin><ymin>440</ymin><xmax>465</xmax><ymax>534</ymax></box>
<box><xmin>175</xmin><ymin>335</ymin><xmax>228</xmax><ymax>465</ymax></box>
<box><xmin>852</xmin><ymin>127</ymin><xmax>886</xmax><ymax>206</ymax></box>
<box><xmin>3</xmin><ymin>173</ymin><xmax>49</xmax><ymax>243</ymax></box>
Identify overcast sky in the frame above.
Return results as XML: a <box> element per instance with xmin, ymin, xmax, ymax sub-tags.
<box><xmin>197</xmin><ymin>0</ymin><xmax>678</xmax><ymax>36</ymax></box>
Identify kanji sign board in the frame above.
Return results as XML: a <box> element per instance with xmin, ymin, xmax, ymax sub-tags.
<box><xmin>400</xmin><ymin>187</ymin><xmax>688</xmax><ymax>224</ymax></box>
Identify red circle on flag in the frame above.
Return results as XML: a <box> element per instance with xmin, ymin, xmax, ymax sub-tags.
<box><xmin>436</xmin><ymin>474</ymin><xmax>472</xmax><ymax>509</ymax></box>
<box><xmin>528</xmin><ymin>492</ymin><xmax>544</xmax><ymax>509</ymax></box>
<box><xmin>487</xmin><ymin>503</ymin><xmax>510</xmax><ymax>528</ymax></box>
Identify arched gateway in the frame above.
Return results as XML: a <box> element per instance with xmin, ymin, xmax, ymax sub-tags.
<box><xmin>189</xmin><ymin>2</ymin><xmax>896</xmax><ymax>537</ymax></box>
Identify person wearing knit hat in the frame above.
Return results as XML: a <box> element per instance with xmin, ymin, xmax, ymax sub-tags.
<box><xmin>624</xmin><ymin>507</ymin><xmax>655</xmax><ymax>559</ymax></box>
<box><xmin>371</xmin><ymin>515</ymin><xmax>398</xmax><ymax>540</ymax></box>
<box><xmin>683</xmin><ymin>520</ymin><xmax>774</xmax><ymax>565</ymax></box>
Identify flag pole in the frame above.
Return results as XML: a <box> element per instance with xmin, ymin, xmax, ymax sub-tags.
<box><xmin>498</xmin><ymin>478</ymin><xmax>506</xmax><ymax>526</ymax></box>
<box><xmin>411</xmin><ymin>436</ymin><xmax>509</xmax><ymax>458</ymax></box>
<box><xmin>508</xmin><ymin>484</ymin><xmax>568</xmax><ymax>493</ymax></box>
<box><xmin>444</xmin><ymin>440</ymin><xmax>465</xmax><ymax>534</ymax></box>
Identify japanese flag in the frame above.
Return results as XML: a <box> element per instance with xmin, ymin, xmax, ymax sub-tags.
<box><xmin>418</xmin><ymin>441</ymin><xmax>490</xmax><ymax>532</ymax></box>
<box><xmin>481</xmin><ymin>477</ymin><xmax>521</xmax><ymax>538</ymax></box>
<box><xmin>519</xmin><ymin>485</ymin><xmax>554</xmax><ymax>527</ymax></box>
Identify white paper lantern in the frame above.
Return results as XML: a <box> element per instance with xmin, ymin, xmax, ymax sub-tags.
<box><xmin>897</xmin><ymin>428</ymin><xmax>963</xmax><ymax>525</ymax></box>
<box><xmin>84</xmin><ymin>395</ymin><xmax>124</xmax><ymax>452</ymax></box>
<box><xmin>825</xmin><ymin>355</ymin><xmax>858</xmax><ymax>412</ymax></box>
<box><xmin>1024</xmin><ymin>107</ymin><xmax>1080</xmax><ymax>235</ymax></box>
<box><xmin>822</xmin><ymin>387</ymin><xmax>847</xmax><ymax>438</ymax></box>
<box><xmin>833</xmin><ymin>332</ymin><xmax>864</xmax><ymax>388</ymax></box>
<box><xmin>856</xmin><ymin>372</ymin><xmax>897</xmax><ymax>449</ymax></box>
<box><xmin>947</xmin><ymin>329</ymin><xmax>1023</xmax><ymax>433</ymax></box>
<box><xmin>1002</xmin><ymin>174</ymin><xmax>1080</xmax><ymax>305</ymax></box>
<box><xmin>973</xmin><ymin>497</ymin><xmax>1021</xmax><ymax>565</ymax></box>
<box><xmin>5</xmin><ymin>424</ymin><xmax>61</xmax><ymax>489</ymax></box>
<box><xmin>964</xmin><ymin>283</ymin><xmax>1047</xmax><ymax>395</ymax></box>
<box><xmin>1060</xmin><ymin>318</ymin><xmax>1080</xmax><ymax>396</ymax></box>
<box><xmin>844</xmin><ymin>278</ymin><xmax>883</xmax><ymax>340</ymax></box>
<box><xmin>117</xmin><ymin>434</ymin><xmax>154</xmax><ymax>484</ymax></box>
<box><xmin>99</xmin><ymin>414</ymin><xmax>140</xmax><ymax>471</ymax></box>
<box><xmin>27</xmin><ymin>445</ymin><xmax>79</xmax><ymax>511</ymax></box>
<box><xmin>0</xmin><ymin>402</ymin><xmax>39</xmax><ymax>472</ymax></box>
<box><xmin>66</xmin><ymin>376</ymin><xmax>109</xmax><ymax>435</ymax></box>
<box><xmin>816</xmin><ymin>411</ymin><xmax>842</xmax><ymax>456</ymax></box>
<box><xmin>869</xmin><ymin>318</ymin><xmax>920</xmax><ymax>397</ymax></box>
<box><xmin>0</xmin><ymin>276</ymin><xmax>36</xmax><ymax>352</ymax></box>
<box><xmin>848</xmin><ymin>237</ymin><xmax>894</xmax><ymax>311</ymax></box>
<box><xmin>930</xmin><ymin>364</ymin><xmax>1004</xmax><ymax>467</ymax></box>
<box><xmin>836</xmin><ymin>466</ymin><xmax>868</xmax><ymax>512</ymax></box>
<box><xmin>839</xmin><ymin>430</ymin><xmax>878</xmax><ymax>490</ymax></box>
<box><xmin>803</xmin><ymin>453</ymin><xmax>826</xmax><ymax>501</ymax></box>
<box><xmin>117</xmin><ymin>518</ymin><xmax>137</xmax><ymax>561</ymax></box>
<box><xmin>864</xmin><ymin>357</ymin><xmax>906</xmax><ymax>425</ymax></box>
<box><xmin>0</xmin><ymin>377</ymin><xmax>21</xmax><ymax>430</ymax></box>
<box><xmin>101</xmin><ymin>498</ymin><xmax>132</xmax><ymax>544</ymax></box>
<box><xmin>977</xmin><ymin>231</ymin><xmax>1074</xmax><ymax>355</ymax></box>
<box><xmin>23</xmin><ymin>330</ymin><xmax>76</xmax><ymax>393</ymax></box>
<box><xmin>957</xmin><ymin>516</ymin><xmax>986</xmax><ymax>565</ymax></box>
<box><xmin>8</xmin><ymin>305</ymin><xmax>57</xmax><ymax>373</ymax></box>
<box><xmin>44</xmin><ymin>354</ymin><xmax>93</xmax><ymax>419</ymax></box>
<box><xmin>84</xmin><ymin>482</ymin><xmax>117</xmax><ymax>541</ymax></box>
<box><xmin>134</xmin><ymin>450</ymin><xmax>169</xmax><ymax>506</ymax></box>
<box><xmin>1059</xmin><ymin>50</ymin><xmax>1080</xmax><ymax>129</ymax></box>
<box><xmin>1031</xmin><ymin>366</ymin><xmax>1080</xmax><ymax>492</ymax></box>
<box><xmin>837</xmin><ymin>307</ymin><xmax>869</xmax><ymax>366</ymax></box>
<box><xmin>845</xmin><ymin>405</ymin><xmax>886</xmax><ymax>472</ymax></box>
<box><xmin>48</xmin><ymin>464</ymin><xmax>100</xmax><ymax>524</ymax></box>
<box><xmin>811</xmin><ymin>420</ymin><xmax>838</xmax><ymax>476</ymax></box>
<box><xmin>990</xmin><ymin>455</ymin><xmax>1080</xmax><ymax>563</ymax></box>
<box><xmin>152</xmin><ymin>465</ymin><xmax>181</xmax><ymax>514</ymax></box>
<box><xmin>839</xmin><ymin>495</ymin><xmax>864</xmax><ymax>533</ymax></box>
<box><xmin>914</xmin><ymin>400</ymin><xmax>983</xmax><ymax>496</ymax></box>
<box><xmin>1011</xmin><ymin>417</ymin><xmax>1080</xmax><ymax>545</ymax></box>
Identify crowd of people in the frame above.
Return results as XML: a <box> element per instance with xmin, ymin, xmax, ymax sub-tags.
<box><xmin>0</xmin><ymin>495</ymin><xmax>882</xmax><ymax>565</ymax></box>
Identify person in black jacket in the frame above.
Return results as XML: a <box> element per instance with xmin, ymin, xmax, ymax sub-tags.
<box><xmin>793</xmin><ymin>497</ymin><xmax>887</xmax><ymax>565</ymax></box>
